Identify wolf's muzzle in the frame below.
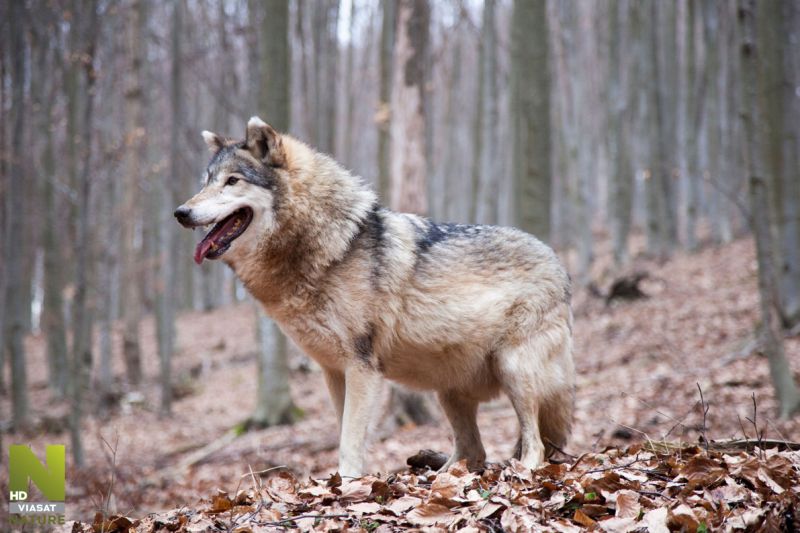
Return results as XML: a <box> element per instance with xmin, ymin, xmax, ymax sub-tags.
<box><xmin>174</xmin><ymin>205</ymin><xmax>193</xmax><ymax>227</ymax></box>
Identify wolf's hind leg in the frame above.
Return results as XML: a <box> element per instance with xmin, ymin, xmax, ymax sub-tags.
<box><xmin>496</xmin><ymin>324</ymin><xmax>573</xmax><ymax>470</ymax></box>
<box><xmin>437</xmin><ymin>390</ymin><xmax>485</xmax><ymax>472</ymax></box>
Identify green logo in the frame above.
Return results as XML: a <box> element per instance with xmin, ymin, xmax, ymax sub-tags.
<box><xmin>9</xmin><ymin>445</ymin><xmax>66</xmax><ymax>501</ymax></box>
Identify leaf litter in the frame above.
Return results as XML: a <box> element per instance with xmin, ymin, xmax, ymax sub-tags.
<box><xmin>5</xmin><ymin>237</ymin><xmax>800</xmax><ymax>530</ymax></box>
<box><xmin>69</xmin><ymin>440</ymin><xmax>799</xmax><ymax>532</ymax></box>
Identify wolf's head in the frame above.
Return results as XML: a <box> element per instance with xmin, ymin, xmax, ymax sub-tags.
<box><xmin>175</xmin><ymin>116</ymin><xmax>288</xmax><ymax>265</ymax></box>
<box><xmin>176</xmin><ymin>116</ymin><xmax>376</xmax><ymax>282</ymax></box>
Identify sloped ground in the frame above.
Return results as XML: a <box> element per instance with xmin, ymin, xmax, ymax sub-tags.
<box><xmin>72</xmin><ymin>442</ymin><xmax>800</xmax><ymax>531</ymax></box>
<box><xmin>3</xmin><ymin>236</ymin><xmax>800</xmax><ymax>530</ymax></box>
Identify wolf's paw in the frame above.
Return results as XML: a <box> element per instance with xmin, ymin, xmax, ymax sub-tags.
<box><xmin>437</xmin><ymin>453</ymin><xmax>486</xmax><ymax>474</ymax></box>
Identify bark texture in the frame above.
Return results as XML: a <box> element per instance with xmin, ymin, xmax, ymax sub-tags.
<box><xmin>511</xmin><ymin>0</ymin><xmax>551</xmax><ymax>241</ymax></box>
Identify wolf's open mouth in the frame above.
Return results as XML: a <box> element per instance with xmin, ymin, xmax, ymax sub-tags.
<box><xmin>194</xmin><ymin>207</ymin><xmax>253</xmax><ymax>264</ymax></box>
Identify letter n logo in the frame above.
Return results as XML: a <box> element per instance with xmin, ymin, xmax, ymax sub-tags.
<box><xmin>9</xmin><ymin>445</ymin><xmax>66</xmax><ymax>501</ymax></box>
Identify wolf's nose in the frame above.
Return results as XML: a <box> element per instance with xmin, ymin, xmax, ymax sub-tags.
<box><xmin>174</xmin><ymin>206</ymin><xmax>192</xmax><ymax>225</ymax></box>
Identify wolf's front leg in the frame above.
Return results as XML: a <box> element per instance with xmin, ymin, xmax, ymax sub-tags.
<box><xmin>338</xmin><ymin>365</ymin><xmax>382</xmax><ymax>477</ymax></box>
<box><xmin>322</xmin><ymin>367</ymin><xmax>346</xmax><ymax>432</ymax></box>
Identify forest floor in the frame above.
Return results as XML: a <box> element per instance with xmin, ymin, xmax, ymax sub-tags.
<box><xmin>4</xmin><ymin>235</ymin><xmax>800</xmax><ymax>531</ymax></box>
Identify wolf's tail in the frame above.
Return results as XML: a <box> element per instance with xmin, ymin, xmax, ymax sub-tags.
<box><xmin>540</xmin><ymin>324</ymin><xmax>574</xmax><ymax>458</ymax></box>
<box><xmin>540</xmin><ymin>383</ymin><xmax>575</xmax><ymax>457</ymax></box>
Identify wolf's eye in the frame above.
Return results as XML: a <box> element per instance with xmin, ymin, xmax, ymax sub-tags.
<box><xmin>226</xmin><ymin>176</ymin><xmax>239</xmax><ymax>186</ymax></box>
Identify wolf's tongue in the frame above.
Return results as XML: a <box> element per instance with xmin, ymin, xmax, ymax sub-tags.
<box><xmin>194</xmin><ymin>239</ymin><xmax>215</xmax><ymax>265</ymax></box>
<box><xmin>194</xmin><ymin>210</ymin><xmax>247</xmax><ymax>264</ymax></box>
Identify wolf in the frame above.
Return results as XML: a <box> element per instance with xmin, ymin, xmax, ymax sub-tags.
<box><xmin>174</xmin><ymin>117</ymin><xmax>575</xmax><ymax>477</ymax></box>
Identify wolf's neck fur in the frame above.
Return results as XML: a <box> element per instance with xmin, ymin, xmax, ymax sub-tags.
<box><xmin>233</xmin><ymin>136</ymin><xmax>377</xmax><ymax>307</ymax></box>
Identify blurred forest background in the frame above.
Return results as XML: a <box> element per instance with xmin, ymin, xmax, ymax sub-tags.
<box><xmin>2</xmin><ymin>0</ymin><xmax>800</xmax><ymax>520</ymax></box>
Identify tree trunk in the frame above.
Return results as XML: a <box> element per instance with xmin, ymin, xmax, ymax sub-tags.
<box><xmin>385</xmin><ymin>0</ymin><xmax>435</xmax><ymax>425</ymax></box>
<box><xmin>342</xmin><ymin>0</ymin><xmax>358</xmax><ymax>166</ymax></box>
<box><xmin>738</xmin><ymin>0</ymin><xmax>800</xmax><ymax>419</ymax></box>
<box><xmin>471</xmin><ymin>0</ymin><xmax>498</xmax><ymax>225</ymax></box>
<box><xmin>311</xmin><ymin>0</ymin><xmax>339</xmax><ymax>154</ymax></box>
<box><xmin>389</xmin><ymin>0</ymin><xmax>430</xmax><ymax>215</ymax></box>
<box><xmin>759</xmin><ymin>0</ymin><xmax>800</xmax><ymax>328</ymax></box>
<box><xmin>511</xmin><ymin>0</ymin><xmax>551</xmax><ymax>241</ymax></box>
<box><xmin>38</xmin><ymin>36</ymin><xmax>68</xmax><ymax>398</ymax></box>
<box><xmin>250</xmin><ymin>308</ymin><xmax>298</xmax><ymax>428</ymax></box>
<box><xmin>441</xmin><ymin>32</ymin><xmax>462</xmax><ymax>222</ymax></box>
<box><xmin>156</xmin><ymin>0</ymin><xmax>183</xmax><ymax>417</ymax></box>
<box><xmin>683</xmin><ymin>0</ymin><xmax>706</xmax><ymax>252</ymax></box>
<box><xmin>6</xmin><ymin>0</ymin><xmax>30</xmax><ymax>430</ymax></box>
<box><xmin>0</xmin><ymin>3</ymin><xmax>8</xmax><ymax>395</ymax></box>
<box><xmin>69</xmin><ymin>0</ymin><xmax>100</xmax><ymax>465</ymax></box>
<box><xmin>607</xmin><ymin>0</ymin><xmax>633</xmax><ymax>265</ymax></box>
<box><xmin>377</xmin><ymin>0</ymin><xmax>396</xmax><ymax>204</ymax></box>
<box><xmin>247</xmin><ymin>0</ymin><xmax>298</xmax><ymax>428</ymax></box>
<box><xmin>120</xmin><ymin>0</ymin><xmax>146</xmax><ymax>387</ymax></box>
<box><xmin>645</xmin><ymin>0</ymin><xmax>678</xmax><ymax>257</ymax></box>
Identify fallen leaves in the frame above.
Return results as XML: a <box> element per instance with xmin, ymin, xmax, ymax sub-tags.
<box><xmin>68</xmin><ymin>442</ymin><xmax>800</xmax><ymax>532</ymax></box>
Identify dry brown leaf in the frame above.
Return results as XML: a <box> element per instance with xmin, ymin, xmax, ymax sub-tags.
<box><xmin>573</xmin><ymin>508</ymin><xmax>597</xmax><ymax>527</ymax></box>
<box><xmin>551</xmin><ymin>519</ymin><xmax>583</xmax><ymax>533</ymax></box>
<box><xmin>476</xmin><ymin>500</ymin><xmax>504</xmax><ymax>520</ymax></box>
<box><xmin>347</xmin><ymin>501</ymin><xmax>382</xmax><ymax>515</ymax></box>
<box><xmin>431</xmin><ymin>471</ymin><xmax>461</xmax><ymax>499</ymax></box>
<box><xmin>757</xmin><ymin>467</ymin><xmax>786</xmax><ymax>495</ymax></box>
<box><xmin>500</xmin><ymin>507</ymin><xmax>540</xmax><ymax>531</ymax></box>
<box><xmin>580</xmin><ymin>503</ymin><xmax>611</xmax><ymax>518</ymax></box>
<box><xmin>707</xmin><ymin>477</ymin><xmax>750</xmax><ymax>504</ymax></box>
<box><xmin>208</xmin><ymin>491</ymin><xmax>233</xmax><ymax>513</ymax></box>
<box><xmin>584</xmin><ymin>471</ymin><xmax>627</xmax><ymax>495</ymax></box>
<box><xmin>680</xmin><ymin>455</ymin><xmax>727</xmax><ymax>490</ymax></box>
<box><xmin>598</xmin><ymin>516</ymin><xmax>637</xmax><ymax>533</ymax></box>
<box><xmin>447</xmin><ymin>459</ymin><xmax>471</xmax><ymax>477</ymax></box>
<box><xmin>613</xmin><ymin>489</ymin><xmax>641</xmax><ymax>519</ymax></box>
<box><xmin>338</xmin><ymin>478</ymin><xmax>373</xmax><ymax>501</ymax></box>
<box><xmin>385</xmin><ymin>495</ymin><xmax>423</xmax><ymax>515</ymax></box>
<box><xmin>641</xmin><ymin>507</ymin><xmax>669</xmax><ymax>533</ymax></box>
<box><xmin>406</xmin><ymin>501</ymin><xmax>461</xmax><ymax>527</ymax></box>
<box><xmin>668</xmin><ymin>503</ymin><xmax>699</xmax><ymax>530</ymax></box>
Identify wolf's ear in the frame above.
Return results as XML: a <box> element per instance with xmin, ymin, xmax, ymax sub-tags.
<box><xmin>245</xmin><ymin>116</ymin><xmax>286</xmax><ymax>167</ymax></box>
<box><xmin>201</xmin><ymin>130</ymin><xmax>224</xmax><ymax>154</ymax></box>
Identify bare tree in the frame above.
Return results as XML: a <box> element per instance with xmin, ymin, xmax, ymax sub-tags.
<box><xmin>311</xmin><ymin>0</ymin><xmax>340</xmax><ymax>155</ymax></box>
<box><xmin>377</xmin><ymin>0</ymin><xmax>397</xmax><ymax>203</ymax></box>
<box><xmin>759</xmin><ymin>0</ymin><xmax>800</xmax><ymax>328</ymax></box>
<box><xmin>0</xmin><ymin>0</ymin><xmax>9</xmax><ymax>395</ymax></box>
<box><xmin>120</xmin><ymin>0</ymin><xmax>147</xmax><ymax>387</ymax></box>
<box><xmin>35</xmin><ymin>15</ymin><xmax>68</xmax><ymax>398</ymax></box>
<box><xmin>249</xmin><ymin>0</ymin><xmax>298</xmax><ymax>429</ymax></box>
<box><xmin>155</xmin><ymin>0</ymin><xmax>183</xmax><ymax>416</ymax></box>
<box><xmin>69</xmin><ymin>0</ymin><xmax>100</xmax><ymax>465</ymax></box>
<box><xmin>386</xmin><ymin>0</ymin><xmax>435</xmax><ymax>426</ymax></box>
<box><xmin>6</xmin><ymin>0</ymin><xmax>31</xmax><ymax>430</ymax></box>
<box><xmin>511</xmin><ymin>0</ymin><xmax>551</xmax><ymax>240</ymax></box>
<box><xmin>607</xmin><ymin>0</ymin><xmax>634</xmax><ymax>265</ymax></box>
<box><xmin>471</xmin><ymin>0</ymin><xmax>499</xmax><ymax>225</ymax></box>
<box><xmin>738</xmin><ymin>0</ymin><xmax>800</xmax><ymax>419</ymax></box>
<box><xmin>682</xmin><ymin>0</ymin><xmax>706</xmax><ymax>252</ymax></box>
<box><xmin>389</xmin><ymin>0</ymin><xmax>430</xmax><ymax>215</ymax></box>
<box><xmin>645</xmin><ymin>0</ymin><xmax>678</xmax><ymax>257</ymax></box>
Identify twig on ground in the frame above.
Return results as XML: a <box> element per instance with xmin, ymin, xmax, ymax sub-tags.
<box><xmin>586</xmin><ymin>454</ymin><xmax>643</xmax><ymax>474</ymax></box>
<box><xmin>260</xmin><ymin>513</ymin><xmax>350</xmax><ymax>527</ymax></box>
<box><xmin>544</xmin><ymin>438</ymin><xmax>578</xmax><ymax>460</ymax></box>
<box><xmin>696</xmin><ymin>383</ymin><xmax>710</xmax><ymax>453</ymax></box>
<box><xmin>240</xmin><ymin>465</ymin><xmax>288</xmax><ymax>479</ymax></box>
<box><xmin>637</xmin><ymin>490</ymin><xmax>674</xmax><ymax>500</ymax></box>
<box><xmin>745</xmin><ymin>393</ymin><xmax>765</xmax><ymax>459</ymax></box>
<box><xmin>764</xmin><ymin>417</ymin><xmax>800</xmax><ymax>459</ymax></box>
<box><xmin>737</xmin><ymin>415</ymin><xmax>751</xmax><ymax>454</ymax></box>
